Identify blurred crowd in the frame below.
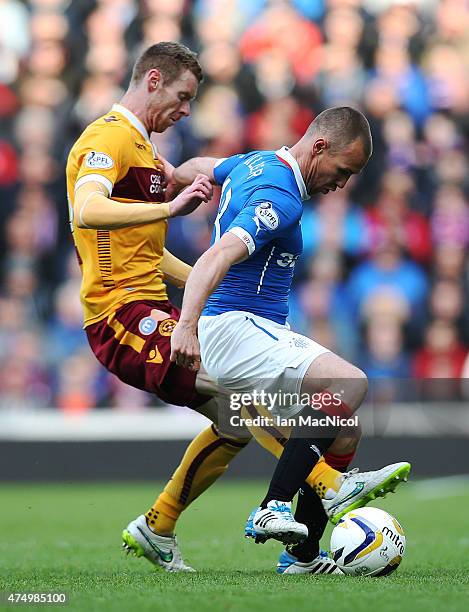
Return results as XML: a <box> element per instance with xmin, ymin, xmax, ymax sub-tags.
<box><xmin>1</xmin><ymin>0</ymin><xmax>469</xmax><ymax>411</ymax></box>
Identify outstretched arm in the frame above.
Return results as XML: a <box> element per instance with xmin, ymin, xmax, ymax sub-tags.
<box><xmin>172</xmin><ymin>157</ymin><xmax>219</xmax><ymax>186</ymax></box>
<box><xmin>168</xmin><ymin>154</ymin><xmax>245</xmax><ymax>199</ymax></box>
<box><xmin>170</xmin><ymin>233</ymin><xmax>248</xmax><ymax>370</ymax></box>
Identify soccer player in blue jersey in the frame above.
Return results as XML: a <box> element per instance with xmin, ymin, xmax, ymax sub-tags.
<box><xmin>170</xmin><ymin>107</ymin><xmax>411</xmax><ymax>572</ymax></box>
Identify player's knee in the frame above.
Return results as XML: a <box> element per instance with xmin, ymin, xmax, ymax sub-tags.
<box><xmin>354</xmin><ymin>372</ymin><xmax>368</xmax><ymax>410</ymax></box>
<box><xmin>351</xmin><ymin>418</ymin><xmax>362</xmax><ymax>440</ymax></box>
<box><xmin>300</xmin><ymin>355</ymin><xmax>368</xmax><ymax>410</ymax></box>
<box><xmin>349</xmin><ymin>367</ymin><xmax>368</xmax><ymax>404</ymax></box>
<box><xmin>334</xmin><ymin>365</ymin><xmax>368</xmax><ymax>413</ymax></box>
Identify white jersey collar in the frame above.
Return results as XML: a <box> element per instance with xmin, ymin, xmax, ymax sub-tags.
<box><xmin>276</xmin><ymin>146</ymin><xmax>309</xmax><ymax>201</ymax></box>
<box><xmin>112</xmin><ymin>103</ymin><xmax>151</xmax><ymax>144</ymax></box>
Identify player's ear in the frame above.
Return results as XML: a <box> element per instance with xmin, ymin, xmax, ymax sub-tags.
<box><xmin>312</xmin><ymin>138</ymin><xmax>327</xmax><ymax>156</ymax></box>
<box><xmin>147</xmin><ymin>68</ymin><xmax>162</xmax><ymax>92</ymax></box>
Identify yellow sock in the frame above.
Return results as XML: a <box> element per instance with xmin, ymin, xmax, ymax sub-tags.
<box><xmin>305</xmin><ymin>457</ymin><xmax>342</xmax><ymax>499</ymax></box>
<box><xmin>240</xmin><ymin>403</ymin><xmax>291</xmax><ymax>458</ymax></box>
<box><xmin>146</xmin><ymin>425</ymin><xmax>249</xmax><ymax>535</ymax></box>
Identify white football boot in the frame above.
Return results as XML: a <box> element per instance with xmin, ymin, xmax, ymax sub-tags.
<box><xmin>323</xmin><ymin>461</ymin><xmax>411</xmax><ymax>524</ymax></box>
<box><xmin>248</xmin><ymin>500</ymin><xmax>308</xmax><ymax>545</ymax></box>
<box><xmin>277</xmin><ymin>549</ymin><xmax>344</xmax><ymax>575</ymax></box>
<box><xmin>122</xmin><ymin>514</ymin><xmax>195</xmax><ymax>572</ymax></box>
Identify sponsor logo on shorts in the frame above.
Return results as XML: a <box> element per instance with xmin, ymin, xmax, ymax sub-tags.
<box><xmin>158</xmin><ymin>318</ymin><xmax>177</xmax><ymax>336</ymax></box>
<box><xmin>85</xmin><ymin>151</ymin><xmax>114</xmax><ymax>169</ymax></box>
<box><xmin>146</xmin><ymin>345</ymin><xmax>163</xmax><ymax>364</ymax></box>
<box><xmin>139</xmin><ymin>316</ymin><xmax>158</xmax><ymax>336</ymax></box>
<box><xmin>254</xmin><ymin>202</ymin><xmax>279</xmax><ymax>230</ymax></box>
<box><xmin>291</xmin><ymin>336</ymin><xmax>310</xmax><ymax>348</ymax></box>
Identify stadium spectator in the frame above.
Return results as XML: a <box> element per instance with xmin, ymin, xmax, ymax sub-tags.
<box><xmin>289</xmin><ymin>250</ymin><xmax>358</xmax><ymax>361</ymax></box>
<box><xmin>365</xmin><ymin>170</ymin><xmax>432</xmax><ymax>264</ymax></box>
<box><xmin>346</xmin><ymin>234</ymin><xmax>429</xmax><ymax>326</ymax></box>
<box><xmin>358</xmin><ymin>318</ymin><xmax>411</xmax><ymax>381</ymax></box>
<box><xmin>413</xmin><ymin>318</ymin><xmax>467</xmax><ymax>399</ymax></box>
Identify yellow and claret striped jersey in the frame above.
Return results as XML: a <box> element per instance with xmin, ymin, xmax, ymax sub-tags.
<box><xmin>66</xmin><ymin>104</ymin><xmax>169</xmax><ymax>327</ymax></box>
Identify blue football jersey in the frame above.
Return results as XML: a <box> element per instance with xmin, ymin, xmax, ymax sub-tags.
<box><xmin>202</xmin><ymin>147</ymin><xmax>309</xmax><ymax>325</ymax></box>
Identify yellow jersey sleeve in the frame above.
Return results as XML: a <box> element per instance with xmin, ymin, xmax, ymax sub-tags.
<box><xmin>73</xmin><ymin>119</ymin><xmax>132</xmax><ymax>196</ymax></box>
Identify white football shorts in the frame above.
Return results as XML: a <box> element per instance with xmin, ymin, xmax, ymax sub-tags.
<box><xmin>198</xmin><ymin>310</ymin><xmax>330</xmax><ymax>417</ymax></box>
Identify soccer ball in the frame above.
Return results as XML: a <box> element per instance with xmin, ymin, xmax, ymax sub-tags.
<box><xmin>330</xmin><ymin>507</ymin><xmax>406</xmax><ymax>577</ymax></box>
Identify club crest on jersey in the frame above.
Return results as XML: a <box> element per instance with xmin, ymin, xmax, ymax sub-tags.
<box><xmin>85</xmin><ymin>151</ymin><xmax>114</xmax><ymax>169</ymax></box>
<box><xmin>254</xmin><ymin>202</ymin><xmax>279</xmax><ymax>230</ymax></box>
<box><xmin>158</xmin><ymin>318</ymin><xmax>177</xmax><ymax>336</ymax></box>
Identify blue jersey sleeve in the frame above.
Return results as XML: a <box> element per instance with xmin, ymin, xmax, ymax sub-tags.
<box><xmin>213</xmin><ymin>154</ymin><xmax>246</xmax><ymax>185</ymax></box>
<box><xmin>226</xmin><ymin>188</ymin><xmax>301</xmax><ymax>255</ymax></box>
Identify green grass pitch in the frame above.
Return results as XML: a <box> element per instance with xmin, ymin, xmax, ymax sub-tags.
<box><xmin>1</xmin><ymin>479</ymin><xmax>468</xmax><ymax>611</ymax></box>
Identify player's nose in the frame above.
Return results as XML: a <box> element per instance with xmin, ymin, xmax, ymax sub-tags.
<box><xmin>181</xmin><ymin>101</ymin><xmax>191</xmax><ymax>117</ymax></box>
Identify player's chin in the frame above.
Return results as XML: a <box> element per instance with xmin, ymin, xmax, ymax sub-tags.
<box><xmin>154</xmin><ymin>119</ymin><xmax>172</xmax><ymax>133</ymax></box>
<box><xmin>166</xmin><ymin>117</ymin><xmax>178</xmax><ymax>129</ymax></box>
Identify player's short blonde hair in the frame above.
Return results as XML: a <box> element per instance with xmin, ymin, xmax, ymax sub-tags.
<box><xmin>131</xmin><ymin>41</ymin><xmax>203</xmax><ymax>86</ymax></box>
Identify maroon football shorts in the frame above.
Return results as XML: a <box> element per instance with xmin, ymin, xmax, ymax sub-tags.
<box><xmin>86</xmin><ymin>300</ymin><xmax>210</xmax><ymax>409</ymax></box>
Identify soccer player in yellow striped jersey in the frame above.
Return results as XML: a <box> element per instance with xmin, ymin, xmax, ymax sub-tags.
<box><xmin>67</xmin><ymin>105</ymin><xmax>169</xmax><ymax>324</ymax></box>
<box><xmin>66</xmin><ymin>74</ymin><xmax>206</xmax><ymax>325</ymax></box>
<box><xmin>66</xmin><ymin>42</ymin><xmax>254</xmax><ymax>572</ymax></box>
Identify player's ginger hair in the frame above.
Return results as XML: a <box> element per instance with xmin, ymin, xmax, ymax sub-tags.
<box><xmin>130</xmin><ymin>41</ymin><xmax>203</xmax><ymax>87</ymax></box>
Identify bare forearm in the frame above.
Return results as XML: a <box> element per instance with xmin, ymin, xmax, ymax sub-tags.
<box><xmin>170</xmin><ymin>233</ymin><xmax>248</xmax><ymax>369</ymax></box>
<box><xmin>173</xmin><ymin>157</ymin><xmax>218</xmax><ymax>186</ymax></box>
<box><xmin>178</xmin><ymin>248</ymin><xmax>230</xmax><ymax>329</ymax></box>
